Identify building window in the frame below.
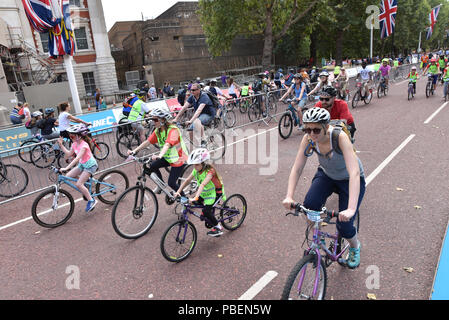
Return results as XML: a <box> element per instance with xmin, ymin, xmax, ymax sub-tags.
<box><xmin>74</xmin><ymin>27</ymin><xmax>89</xmax><ymax>50</ymax></box>
<box><xmin>173</xmin><ymin>36</ymin><xmax>180</xmax><ymax>40</ymax></box>
<box><xmin>69</xmin><ymin>0</ymin><xmax>81</xmax><ymax>7</ymax></box>
<box><xmin>82</xmin><ymin>72</ymin><xmax>96</xmax><ymax>96</ymax></box>
<box><xmin>40</xmin><ymin>32</ymin><xmax>49</xmax><ymax>53</ymax></box>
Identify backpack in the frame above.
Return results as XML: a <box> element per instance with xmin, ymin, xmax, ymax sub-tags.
<box><xmin>177</xmin><ymin>89</ymin><xmax>186</xmax><ymax>105</ymax></box>
<box><xmin>330</xmin><ymin>120</ymin><xmax>355</xmax><ymax>155</ymax></box>
<box><xmin>204</xmin><ymin>90</ymin><xmax>220</xmax><ymax>109</ymax></box>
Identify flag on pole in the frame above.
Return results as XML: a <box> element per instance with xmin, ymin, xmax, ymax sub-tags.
<box><xmin>379</xmin><ymin>0</ymin><xmax>398</xmax><ymax>39</ymax></box>
<box><xmin>21</xmin><ymin>0</ymin><xmax>75</xmax><ymax>58</ymax></box>
<box><xmin>426</xmin><ymin>5</ymin><xmax>441</xmax><ymax>40</ymax></box>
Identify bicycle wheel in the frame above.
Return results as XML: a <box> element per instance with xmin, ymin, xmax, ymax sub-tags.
<box><xmin>116</xmin><ymin>133</ymin><xmax>141</xmax><ymax>158</ymax></box>
<box><xmin>408</xmin><ymin>86</ymin><xmax>413</xmax><ymax>100</ymax></box>
<box><xmin>177</xmin><ymin>165</ymin><xmax>198</xmax><ymax>197</ymax></box>
<box><xmin>111</xmin><ymin>185</ymin><xmax>158</xmax><ymax>239</ymax></box>
<box><xmin>426</xmin><ymin>82</ymin><xmax>431</xmax><ymax>98</ymax></box>
<box><xmin>224</xmin><ymin>110</ymin><xmax>236</xmax><ymax>128</ymax></box>
<box><xmin>207</xmin><ymin>131</ymin><xmax>226</xmax><ymax>161</ymax></box>
<box><xmin>0</xmin><ymin>164</ymin><xmax>29</xmax><ymax>198</ymax></box>
<box><xmin>18</xmin><ymin>139</ymin><xmax>38</xmax><ymax>163</ymax></box>
<box><xmin>248</xmin><ymin>103</ymin><xmax>261</xmax><ymax>122</ymax></box>
<box><xmin>96</xmin><ymin>170</ymin><xmax>130</xmax><ymax>205</ymax></box>
<box><xmin>92</xmin><ymin>141</ymin><xmax>110</xmax><ymax>161</ymax></box>
<box><xmin>220</xmin><ymin>193</ymin><xmax>247</xmax><ymax>231</ymax></box>
<box><xmin>377</xmin><ymin>85</ymin><xmax>382</xmax><ymax>99</ymax></box>
<box><xmin>364</xmin><ymin>90</ymin><xmax>372</xmax><ymax>104</ymax></box>
<box><xmin>281</xmin><ymin>254</ymin><xmax>327</xmax><ymax>300</ymax></box>
<box><xmin>352</xmin><ymin>91</ymin><xmax>360</xmax><ymax>108</ymax></box>
<box><xmin>239</xmin><ymin>100</ymin><xmax>249</xmax><ymax>113</ymax></box>
<box><xmin>278</xmin><ymin>113</ymin><xmax>293</xmax><ymax>139</ymax></box>
<box><xmin>384</xmin><ymin>85</ymin><xmax>388</xmax><ymax>96</ymax></box>
<box><xmin>31</xmin><ymin>188</ymin><xmax>74</xmax><ymax>228</ymax></box>
<box><xmin>336</xmin><ymin>211</ymin><xmax>360</xmax><ymax>267</ymax></box>
<box><xmin>268</xmin><ymin>95</ymin><xmax>278</xmax><ymax>116</ymax></box>
<box><xmin>160</xmin><ymin>219</ymin><xmax>197</xmax><ymax>262</ymax></box>
<box><xmin>30</xmin><ymin>143</ymin><xmax>56</xmax><ymax>168</ymax></box>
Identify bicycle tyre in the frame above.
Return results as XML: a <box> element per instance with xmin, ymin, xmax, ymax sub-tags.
<box><xmin>248</xmin><ymin>103</ymin><xmax>261</xmax><ymax>122</ymax></box>
<box><xmin>377</xmin><ymin>85</ymin><xmax>382</xmax><ymax>99</ymax></box>
<box><xmin>30</xmin><ymin>143</ymin><xmax>56</xmax><ymax>168</ymax></box>
<box><xmin>408</xmin><ymin>86</ymin><xmax>413</xmax><ymax>100</ymax></box>
<box><xmin>31</xmin><ymin>188</ymin><xmax>74</xmax><ymax>228</ymax></box>
<box><xmin>18</xmin><ymin>139</ymin><xmax>38</xmax><ymax>163</ymax></box>
<box><xmin>207</xmin><ymin>132</ymin><xmax>226</xmax><ymax>161</ymax></box>
<box><xmin>96</xmin><ymin>169</ymin><xmax>129</xmax><ymax>205</ymax></box>
<box><xmin>278</xmin><ymin>113</ymin><xmax>293</xmax><ymax>139</ymax></box>
<box><xmin>352</xmin><ymin>91</ymin><xmax>360</xmax><ymax>108</ymax></box>
<box><xmin>111</xmin><ymin>185</ymin><xmax>159</xmax><ymax>239</ymax></box>
<box><xmin>224</xmin><ymin>110</ymin><xmax>236</xmax><ymax>128</ymax></box>
<box><xmin>426</xmin><ymin>82</ymin><xmax>431</xmax><ymax>98</ymax></box>
<box><xmin>281</xmin><ymin>254</ymin><xmax>327</xmax><ymax>300</ymax></box>
<box><xmin>116</xmin><ymin>133</ymin><xmax>141</xmax><ymax>158</ymax></box>
<box><xmin>220</xmin><ymin>193</ymin><xmax>247</xmax><ymax>231</ymax></box>
<box><xmin>239</xmin><ymin>100</ymin><xmax>249</xmax><ymax>113</ymax></box>
<box><xmin>364</xmin><ymin>90</ymin><xmax>372</xmax><ymax>104</ymax></box>
<box><xmin>0</xmin><ymin>164</ymin><xmax>29</xmax><ymax>198</ymax></box>
<box><xmin>160</xmin><ymin>220</ymin><xmax>197</xmax><ymax>263</ymax></box>
<box><xmin>268</xmin><ymin>95</ymin><xmax>278</xmax><ymax>115</ymax></box>
<box><xmin>92</xmin><ymin>141</ymin><xmax>110</xmax><ymax>161</ymax></box>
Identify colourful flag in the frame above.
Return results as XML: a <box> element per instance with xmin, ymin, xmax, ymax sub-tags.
<box><xmin>426</xmin><ymin>5</ymin><xmax>441</xmax><ymax>40</ymax></box>
<box><xmin>379</xmin><ymin>0</ymin><xmax>398</xmax><ymax>39</ymax></box>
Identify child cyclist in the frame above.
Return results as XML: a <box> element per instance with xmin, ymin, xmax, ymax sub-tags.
<box><xmin>174</xmin><ymin>148</ymin><xmax>226</xmax><ymax>237</ymax></box>
<box><xmin>58</xmin><ymin>124</ymin><xmax>98</xmax><ymax>212</ymax></box>
<box><xmin>406</xmin><ymin>66</ymin><xmax>419</xmax><ymax>94</ymax></box>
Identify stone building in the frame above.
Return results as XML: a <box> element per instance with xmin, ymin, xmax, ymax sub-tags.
<box><xmin>109</xmin><ymin>1</ymin><xmax>263</xmax><ymax>90</ymax></box>
<box><xmin>0</xmin><ymin>0</ymin><xmax>119</xmax><ymax>107</ymax></box>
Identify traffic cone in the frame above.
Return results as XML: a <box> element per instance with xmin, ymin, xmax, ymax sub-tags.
<box><xmin>87</xmin><ymin>103</ymin><xmax>91</xmax><ymax>111</ymax></box>
<box><xmin>113</xmin><ymin>98</ymin><xmax>116</xmax><ymax>106</ymax></box>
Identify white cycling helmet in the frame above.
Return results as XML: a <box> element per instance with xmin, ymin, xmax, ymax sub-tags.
<box><xmin>303</xmin><ymin>107</ymin><xmax>330</xmax><ymax>124</ymax></box>
<box><xmin>150</xmin><ymin>106</ymin><xmax>172</xmax><ymax>120</ymax></box>
<box><xmin>66</xmin><ymin>124</ymin><xmax>90</xmax><ymax>136</ymax></box>
<box><xmin>32</xmin><ymin>111</ymin><xmax>43</xmax><ymax>117</ymax></box>
<box><xmin>187</xmin><ymin>148</ymin><xmax>210</xmax><ymax>165</ymax></box>
<box><xmin>319</xmin><ymin>71</ymin><xmax>329</xmax><ymax>77</ymax></box>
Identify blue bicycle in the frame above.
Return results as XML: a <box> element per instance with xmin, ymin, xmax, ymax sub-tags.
<box><xmin>278</xmin><ymin>99</ymin><xmax>306</xmax><ymax>139</ymax></box>
<box><xmin>31</xmin><ymin>167</ymin><xmax>129</xmax><ymax>228</ymax></box>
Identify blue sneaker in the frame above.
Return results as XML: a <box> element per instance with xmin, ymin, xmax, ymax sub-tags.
<box><xmin>347</xmin><ymin>241</ymin><xmax>361</xmax><ymax>269</ymax></box>
<box><xmin>86</xmin><ymin>199</ymin><xmax>97</xmax><ymax>212</ymax></box>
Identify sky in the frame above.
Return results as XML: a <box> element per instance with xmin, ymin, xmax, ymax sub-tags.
<box><xmin>102</xmin><ymin>0</ymin><xmax>198</xmax><ymax>31</ymax></box>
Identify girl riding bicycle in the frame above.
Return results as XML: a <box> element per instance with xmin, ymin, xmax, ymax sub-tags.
<box><xmin>57</xmin><ymin>124</ymin><xmax>98</xmax><ymax>212</ymax></box>
<box><xmin>174</xmin><ymin>148</ymin><xmax>226</xmax><ymax>237</ymax></box>
<box><xmin>282</xmin><ymin>107</ymin><xmax>366</xmax><ymax>268</ymax></box>
<box><xmin>128</xmin><ymin>106</ymin><xmax>188</xmax><ymax>195</ymax></box>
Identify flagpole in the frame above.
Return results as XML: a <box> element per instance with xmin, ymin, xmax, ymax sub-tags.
<box><xmin>370</xmin><ymin>18</ymin><xmax>374</xmax><ymax>59</ymax></box>
<box><xmin>64</xmin><ymin>55</ymin><xmax>82</xmax><ymax>114</ymax></box>
<box><xmin>418</xmin><ymin>31</ymin><xmax>422</xmax><ymax>53</ymax></box>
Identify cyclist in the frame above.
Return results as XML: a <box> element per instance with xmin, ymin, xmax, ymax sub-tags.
<box><xmin>57</xmin><ymin>124</ymin><xmax>98</xmax><ymax>212</ymax></box>
<box><xmin>174</xmin><ymin>83</ymin><xmax>216</xmax><ymax>147</ymax></box>
<box><xmin>307</xmin><ymin>71</ymin><xmax>332</xmax><ymax>97</ymax></box>
<box><xmin>282</xmin><ymin>107</ymin><xmax>366</xmax><ymax>268</ymax></box>
<box><xmin>423</xmin><ymin>58</ymin><xmax>440</xmax><ymax>91</ymax></box>
<box><xmin>356</xmin><ymin>61</ymin><xmax>372</xmax><ymax>100</ymax></box>
<box><xmin>174</xmin><ymin>148</ymin><xmax>226</xmax><ymax>237</ymax></box>
<box><xmin>442</xmin><ymin>66</ymin><xmax>449</xmax><ymax>99</ymax></box>
<box><xmin>128</xmin><ymin>106</ymin><xmax>188</xmax><ymax>195</ymax></box>
<box><xmin>274</xmin><ymin>68</ymin><xmax>284</xmax><ymax>90</ymax></box>
<box><xmin>279</xmin><ymin>73</ymin><xmax>308</xmax><ymax>129</ymax></box>
<box><xmin>127</xmin><ymin>94</ymin><xmax>153</xmax><ymax>143</ymax></box>
<box><xmin>314</xmin><ymin>86</ymin><xmax>356</xmax><ymax>138</ymax></box>
<box><xmin>378</xmin><ymin>58</ymin><xmax>391</xmax><ymax>88</ymax></box>
<box><xmin>284</xmin><ymin>68</ymin><xmax>295</xmax><ymax>87</ymax></box>
<box><xmin>334</xmin><ymin>67</ymin><xmax>349</xmax><ymax>99</ymax></box>
<box><xmin>38</xmin><ymin>108</ymin><xmax>60</xmax><ymax>141</ymax></box>
<box><xmin>58</xmin><ymin>102</ymin><xmax>90</xmax><ymax>141</ymax></box>
<box><xmin>250</xmin><ymin>73</ymin><xmax>267</xmax><ymax>117</ymax></box>
<box><xmin>26</xmin><ymin>111</ymin><xmax>43</xmax><ymax>137</ymax></box>
<box><xmin>406</xmin><ymin>66</ymin><xmax>419</xmax><ymax>94</ymax></box>
<box><xmin>439</xmin><ymin>55</ymin><xmax>446</xmax><ymax>74</ymax></box>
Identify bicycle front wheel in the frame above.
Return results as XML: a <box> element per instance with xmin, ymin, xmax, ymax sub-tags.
<box><xmin>116</xmin><ymin>133</ymin><xmax>140</xmax><ymax>158</ymax></box>
<box><xmin>160</xmin><ymin>220</ymin><xmax>197</xmax><ymax>262</ymax></box>
<box><xmin>92</xmin><ymin>141</ymin><xmax>110</xmax><ymax>161</ymax></box>
<box><xmin>352</xmin><ymin>91</ymin><xmax>360</xmax><ymax>108</ymax></box>
<box><xmin>207</xmin><ymin>131</ymin><xmax>226</xmax><ymax>161</ymax></box>
<box><xmin>220</xmin><ymin>193</ymin><xmax>247</xmax><ymax>231</ymax></box>
<box><xmin>248</xmin><ymin>103</ymin><xmax>261</xmax><ymax>122</ymax></box>
<box><xmin>278</xmin><ymin>113</ymin><xmax>293</xmax><ymax>139</ymax></box>
<box><xmin>281</xmin><ymin>254</ymin><xmax>327</xmax><ymax>300</ymax></box>
<box><xmin>30</xmin><ymin>143</ymin><xmax>56</xmax><ymax>168</ymax></box>
<box><xmin>111</xmin><ymin>186</ymin><xmax>158</xmax><ymax>239</ymax></box>
<box><xmin>96</xmin><ymin>169</ymin><xmax>129</xmax><ymax>205</ymax></box>
<box><xmin>0</xmin><ymin>164</ymin><xmax>29</xmax><ymax>198</ymax></box>
<box><xmin>31</xmin><ymin>188</ymin><xmax>74</xmax><ymax>228</ymax></box>
<box><xmin>18</xmin><ymin>139</ymin><xmax>38</xmax><ymax>163</ymax></box>
<box><xmin>224</xmin><ymin>110</ymin><xmax>236</xmax><ymax>128</ymax></box>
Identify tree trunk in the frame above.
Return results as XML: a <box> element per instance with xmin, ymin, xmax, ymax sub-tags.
<box><xmin>310</xmin><ymin>31</ymin><xmax>317</xmax><ymax>68</ymax></box>
<box><xmin>262</xmin><ymin>8</ymin><xmax>274</xmax><ymax>70</ymax></box>
<box><xmin>335</xmin><ymin>30</ymin><xmax>344</xmax><ymax>66</ymax></box>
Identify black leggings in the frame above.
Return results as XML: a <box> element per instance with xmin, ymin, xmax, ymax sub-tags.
<box><xmin>144</xmin><ymin>157</ymin><xmax>185</xmax><ymax>191</ymax></box>
<box><xmin>193</xmin><ymin>191</ymin><xmax>223</xmax><ymax>226</ymax></box>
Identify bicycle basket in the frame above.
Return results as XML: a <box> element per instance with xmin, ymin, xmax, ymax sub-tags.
<box><xmin>306</xmin><ymin>210</ymin><xmax>322</xmax><ymax>222</ymax></box>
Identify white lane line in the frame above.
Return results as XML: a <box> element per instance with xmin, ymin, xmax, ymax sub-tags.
<box><xmin>0</xmin><ymin>197</ymin><xmax>83</xmax><ymax>231</ymax></box>
<box><xmin>424</xmin><ymin>102</ymin><xmax>448</xmax><ymax>124</ymax></box>
<box><xmin>365</xmin><ymin>134</ymin><xmax>415</xmax><ymax>186</ymax></box>
<box><xmin>238</xmin><ymin>271</ymin><xmax>278</xmax><ymax>300</ymax></box>
<box><xmin>226</xmin><ymin>126</ymin><xmax>277</xmax><ymax>148</ymax></box>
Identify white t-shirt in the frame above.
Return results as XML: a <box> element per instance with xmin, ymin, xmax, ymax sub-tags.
<box><xmin>23</xmin><ymin>107</ymin><xmax>31</xmax><ymax>120</ymax></box>
<box><xmin>58</xmin><ymin>112</ymin><xmax>71</xmax><ymax>131</ymax></box>
<box><xmin>360</xmin><ymin>68</ymin><xmax>371</xmax><ymax>81</ymax></box>
<box><xmin>228</xmin><ymin>84</ymin><xmax>236</xmax><ymax>95</ymax></box>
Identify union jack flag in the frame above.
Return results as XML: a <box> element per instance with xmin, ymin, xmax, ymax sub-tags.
<box><xmin>426</xmin><ymin>5</ymin><xmax>441</xmax><ymax>40</ymax></box>
<box><xmin>379</xmin><ymin>0</ymin><xmax>398</xmax><ymax>39</ymax></box>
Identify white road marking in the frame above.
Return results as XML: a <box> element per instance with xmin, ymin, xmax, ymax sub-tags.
<box><xmin>365</xmin><ymin>134</ymin><xmax>415</xmax><ymax>186</ymax></box>
<box><xmin>238</xmin><ymin>271</ymin><xmax>278</xmax><ymax>300</ymax></box>
<box><xmin>424</xmin><ymin>102</ymin><xmax>448</xmax><ymax>124</ymax></box>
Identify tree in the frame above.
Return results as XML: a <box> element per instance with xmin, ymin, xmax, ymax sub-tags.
<box><xmin>197</xmin><ymin>0</ymin><xmax>320</xmax><ymax>69</ymax></box>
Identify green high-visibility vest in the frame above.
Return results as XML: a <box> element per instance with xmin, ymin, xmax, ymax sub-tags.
<box><xmin>193</xmin><ymin>169</ymin><xmax>216</xmax><ymax>205</ymax></box>
<box><xmin>394</xmin><ymin>60</ymin><xmax>399</xmax><ymax>67</ymax></box>
<box><xmin>333</xmin><ymin>66</ymin><xmax>341</xmax><ymax>75</ymax></box>
<box><xmin>155</xmin><ymin>125</ymin><xmax>188</xmax><ymax>164</ymax></box>
<box><xmin>241</xmin><ymin>86</ymin><xmax>249</xmax><ymax>96</ymax></box>
<box><xmin>374</xmin><ymin>64</ymin><xmax>381</xmax><ymax>72</ymax></box>
<box><xmin>127</xmin><ymin>99</ymin><xmax>144</xmax><ymax>121</ymax></box>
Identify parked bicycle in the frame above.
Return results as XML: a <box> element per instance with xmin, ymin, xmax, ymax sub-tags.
<box><xmin>160</xmin><ymin>194</ymin><xmax>247</xmax><ymax>262</ymax></box>
<box><xmin>281</xmin><ymin>203</ymin><xmax>360</xmax><ymax>300</ymax></box>
<box><xmin>278</xmin><ymin>99</ymin><xmax>305</xmax><ymax>140</ymax></box>
<box><xmin>111</xmin><ymin>156</ymin><xmax>198</xmax><ymax>239</ymax></box>
<box><xmin>0</xmin><ymin>160</ymin><xmax>29</xmax><ymax>198</ymax></box>
<box><xmin>31</xmin><ymin>166</ymin><xmax>129</xmax><ymax>228</ymax></box>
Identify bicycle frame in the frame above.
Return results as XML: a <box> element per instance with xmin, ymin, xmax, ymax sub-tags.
<box><xmin>55</xmin><ymin>173</ymin><xmax>116</xmax><ymax>199</ymax></box>
<box><xmin>178</xmin><ymin>197</ymin><xmax>240</xmax><ymax>226</ymax></box>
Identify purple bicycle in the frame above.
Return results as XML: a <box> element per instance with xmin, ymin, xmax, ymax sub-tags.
<box><xmin>281</xmin><ymin>203</ymin><xmax>360</xmax><ymax>300</ymax></box>
<box><xmin>160</xmin><ymin>194</ymin><xmax>247</xmax><ymax>262</ymax></box>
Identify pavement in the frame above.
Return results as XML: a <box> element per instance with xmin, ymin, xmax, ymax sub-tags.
<box><xmin>0</xmin><ymin>75</ymin><xmax>448</xmax><ymax>300</ymax></box>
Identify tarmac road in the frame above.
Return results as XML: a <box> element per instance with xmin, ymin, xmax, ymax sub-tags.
<box><xmin>1</xmin><ymin>75</ymin><xmax>448</xmax><ymax>300</ymax></box>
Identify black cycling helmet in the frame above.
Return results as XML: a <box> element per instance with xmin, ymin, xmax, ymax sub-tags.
<box><xmin>320</xmin><ymin>86</ymin><xmax>337</xmax><ymax>97</ymax></box>
<box><xmin>45</xmin><ymin>107</ymin><xmax>55</xmax><ymax>115</ymax></box>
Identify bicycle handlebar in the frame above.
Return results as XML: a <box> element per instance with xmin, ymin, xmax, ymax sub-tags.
<box><xmin>286</xmin><ymin>203</ymin><xmax>338</xmax><ymax>223</ymax></box>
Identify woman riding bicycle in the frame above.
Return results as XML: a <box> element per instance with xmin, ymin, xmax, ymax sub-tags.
<box><xmin>174</xmin><ymin>148</ymin><xmax>226</xmax><ymax>237</ymax></box>
<box><xmin>334</xmin><ymin>67</ymin><xmax>349</xmax><ymax>99</ymax></box>
<box><xmin>128</xmin><ymin>106</ymin><xmax>188</xmax><ymax>195</ymax></box>
<box><xmin>57</xmin><ymin>124</ymin><xmax>98</xmax><ymax>212</ymax></box>
<box><xmin>282</xmin><ymin>107</ymin><xmax>366</xmax><ymax>268</ymax></box>
<box><xmin>279</xmin><ymin>73</ymin><xmax>308</xmax><ymax>129</ymax></box>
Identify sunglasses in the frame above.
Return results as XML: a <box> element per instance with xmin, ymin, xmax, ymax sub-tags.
<box><xmin>303</xmin><ymin>128</ymin><xmax>322</xmax><ymax>134</ymax></box>
<box><xmin>319</xmin><ymin>97</ymin><xmax>331</xmax><ymax>102</ymax></box>
<box><xmin>191</xmin><ymin>88</ymin><xmax>199</xmax><ymax>92</ymax></box>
